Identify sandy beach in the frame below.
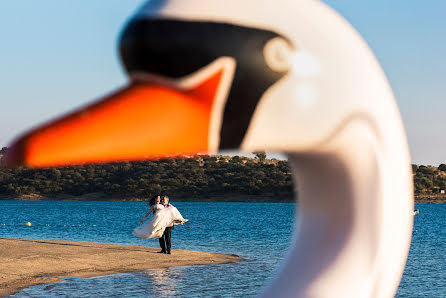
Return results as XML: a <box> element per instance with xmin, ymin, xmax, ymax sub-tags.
<box><xmin>0</xmin><ymin>238</ymin><xmax>243</xmax><ymax>296</ymax></box>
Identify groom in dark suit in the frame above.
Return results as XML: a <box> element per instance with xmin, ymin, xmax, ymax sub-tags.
<box><xmin>158</xmin><ymin>195</ymin><xmax>173</xmax><ymax>254</ymax></box>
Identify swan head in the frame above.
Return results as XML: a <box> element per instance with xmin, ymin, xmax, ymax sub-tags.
<box><xmin>3</xmin><ymin>1</ymin><xmax>413</xmax><ymax>297</ymax></box>
<box><xmin>4</xmin><ymin>0</ymin><xmax>397</xmax><ymax>164</ymax></box>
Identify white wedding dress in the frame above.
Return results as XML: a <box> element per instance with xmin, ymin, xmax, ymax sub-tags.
<box><xmin>133</xmin><ymin>204</ymin><xmax>188</xmax><ymax>239</ymax></box>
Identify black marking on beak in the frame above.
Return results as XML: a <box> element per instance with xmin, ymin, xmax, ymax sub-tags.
<box><xmin>119</xmin><ymin>19</ymin><xmax>294</xmax><ymax>149</ymax></box>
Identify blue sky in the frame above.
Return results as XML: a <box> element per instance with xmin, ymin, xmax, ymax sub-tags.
<box><xmin>0</xmin><ymin>1</ymin><xmax>445</xmax><ymax>165</ymax></box>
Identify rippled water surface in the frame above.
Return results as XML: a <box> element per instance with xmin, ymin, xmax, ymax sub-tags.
<box><xmin>0</xmin><ymin>201</ymin><xmax>444</xmax><ymax>297</ymax></box>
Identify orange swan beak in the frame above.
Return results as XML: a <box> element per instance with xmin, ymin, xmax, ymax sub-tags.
<box><xmin>3</xmin><ymin>70</ymin><xmax>224</xmax><ymax>167</ymax></box>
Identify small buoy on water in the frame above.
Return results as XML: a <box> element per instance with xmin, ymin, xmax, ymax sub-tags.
<box><xmin>25</xmin><ymin>222</ymin><xmax>32</xmax><ymax>227</ymax></box>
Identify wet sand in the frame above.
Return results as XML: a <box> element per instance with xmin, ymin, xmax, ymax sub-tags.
<box><xmin>0</xmin><ymin>238</ymin><xmax>243</xmax><ymax>296</ymax></box>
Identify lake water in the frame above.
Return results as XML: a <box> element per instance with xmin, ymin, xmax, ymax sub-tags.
<box><xmin>0</xmin><ymin>201</ymin><xmax>444</xmax><ymax>297</ymax></box>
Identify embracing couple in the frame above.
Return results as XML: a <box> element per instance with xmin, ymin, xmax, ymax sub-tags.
<box><xmin>133</xmin><ymin>195</ymin><xmax>188</xmax><ymax>254</ymax></box>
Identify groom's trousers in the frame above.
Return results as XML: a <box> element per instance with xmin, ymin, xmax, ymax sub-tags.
<box><xmin>159</xmin><ymin>226</ymin><xmax>172</xmax><ymax>252</ymax></box>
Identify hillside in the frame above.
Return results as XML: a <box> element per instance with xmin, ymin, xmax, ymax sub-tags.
<box><xmin>1</xmin><ymin>147</ymin><xmax>445</xmax><ymax>203</ymax></box>
<box><xmin>0</xmin><ymin>154</ymin><xmax>295</xmax><ymax>202</ymax></box>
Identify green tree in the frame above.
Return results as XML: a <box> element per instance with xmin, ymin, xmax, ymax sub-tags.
<box><xmin>231</xmin><ymin>156</ymin><xmax>241</xmax><ymax>163</ymax></box>
<box><xmin>253</xmin><ymin>151</ymin><xmax>267</xmax><ymax>163</ymax></box>
<box><xmin>421</xmin><ymin>177</ymin><xmax>434</xmax><ymax>189</ymax></box>
<box><xmin>417</xmin><ymin>165</ymin><xmax>436</xmax><ymax>176</ymax></box>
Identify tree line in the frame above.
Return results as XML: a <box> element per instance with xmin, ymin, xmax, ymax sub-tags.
<box><xmin>412</xmin><ymin>164</ymin><xmax>446</xmax><ymax>194</ymax></box>
<box><xmin>1</xmin><ymin>146</ymin><xmax>445</xmax><ymax>200</ymax></box>
<box><xmin>0</xmin><ymin>152</ymin><xmax>294</xmax><ymax>200</ymax></box>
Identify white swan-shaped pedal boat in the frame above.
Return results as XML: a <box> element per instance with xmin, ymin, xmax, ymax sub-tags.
<box><xmin>3</xmin><ymin>0</ymin><xmax>413</xmax><ymax>297</ymax></box>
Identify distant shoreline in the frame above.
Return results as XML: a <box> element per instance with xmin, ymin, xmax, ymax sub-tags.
<box><xmin>0</xmin><ymin>192</ymin><xmax>295</xmax><ymax>203</ymax></box>
<box><xmin>1</xmin><ymin>192</ymin><xmax>444</xmax><ymax>204</ymax></box>
<box><xmin>413</xmin><ymin>194</ymin><xmax>446</xmax><ymax>204</ymax></box>
<box><xmin>2</xmin><ymin>153</ymin><xmax>445</xmax><ymax>204</ymax></box>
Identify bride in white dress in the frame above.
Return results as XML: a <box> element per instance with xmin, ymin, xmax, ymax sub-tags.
<box><xmin>133</xmin><ymin>195</ymin><xmax>188</xmax><ymax>239</ymax></box>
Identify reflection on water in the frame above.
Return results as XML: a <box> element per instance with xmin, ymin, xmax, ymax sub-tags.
<box><xmin>143</xmin><ymin>269</ymin><xmax>180</xmax><ymax>297</ymax></box>
<box><xmin>12</xmin><ymin>263</ymin><xmax>271</xmax><ymax>297</ymax></box>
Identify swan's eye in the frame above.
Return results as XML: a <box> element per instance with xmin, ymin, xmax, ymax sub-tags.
<box><xmin>264</xmin><ymin>37</ymin><xmax>295</xmax><ymax>72</ymax></box>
